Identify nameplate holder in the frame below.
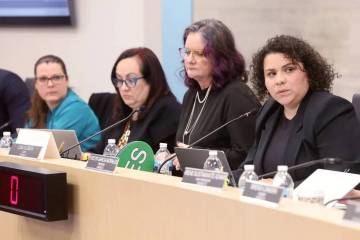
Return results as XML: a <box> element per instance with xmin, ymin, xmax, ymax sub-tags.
<box><xmin>242</xmin><ymin>181</ymin><xmax>283</xmax><ymax>204</ymax></box>
<box><xmin>86</xmin><ymin>153</ymin><xmax>118</xmax><ymax>173</ymax></box>
<box><xmin>10</xmin><ymin>129</ymin><xmax>60</xmax><ymax>160</ymax></box>
<box><xmin>9</xmin><ymin>143</ymin><xmax>42</xmax><ymax>159</ymax></box>
<box><xmin>343</xmin><ymin>201</ymin><xmax>360</xmax><ymax>224</ymax></box>
<box><xmin>182</xmin><ymin>167</ymin><xmax>228</xmax><ymax>188</ymax></box>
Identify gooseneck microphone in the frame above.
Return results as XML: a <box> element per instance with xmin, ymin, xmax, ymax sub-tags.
<box><xmin>324</xmin><ymin>196</ymin><xmax>360</xmax><ymax>206</ymax></box>
<box><xmin>60</xmin><ymin>107</ymin><xmax>143</xmax><ymax>158</ymax></box>
<box><xmin>258</xmin><ymin>157</ymin><xmax>343</xmax><ymax>179</ymax></box>
<box><xmin>157</xmin><ymin>108</ymin><xmax>258</xmax><ymax>173</ymax></box>
<box><xmin>0</xmin><ymin>121</ymin><xmax>11</xmax><ymax>132</ymax></box>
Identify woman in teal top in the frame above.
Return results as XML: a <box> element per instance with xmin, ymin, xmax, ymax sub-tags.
<box><xmin>27</xmin><ymin>55</ymin><xmax>100</xmax><ymax>151</ymax></box>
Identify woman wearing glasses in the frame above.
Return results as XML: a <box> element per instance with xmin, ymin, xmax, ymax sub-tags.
<box><xmin>93</xmin><ymin>47</ymin><xmax>181</xmax><ymax>154</ymax></box>
<box><xmin>175</xmin><ymin>19</ymin><xmax>260</xmax><ymax>170</ymax></box>
<box><xmin>27</xmin><ymin>55</ymin><xmax>100</xmax><ymax>151</ymax></box>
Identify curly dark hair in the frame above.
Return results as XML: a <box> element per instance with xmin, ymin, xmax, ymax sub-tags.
<box><xmin>250</xmin><ymin>35</ymin><xmax>337</xmax><ymax>101</ymax></box>
<box><xmin>181</xmin><ymin>19</ymin><xmax>247</xmax><ymax>90</ymax></box>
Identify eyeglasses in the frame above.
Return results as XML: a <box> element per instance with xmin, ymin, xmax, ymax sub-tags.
<box><xmin>36</xmin><ymin>75</ymin><xmax>66</xmax><ymax>85</ymax></box>
<box><xmin>111</xmin><ymin>75</ymin><xmax>144</xmax><ymax>88</ymax></box>
<box><xmin>179</xmin><ymin>47</ymin><xmax>206</xmax><ymax>59</ymax></box>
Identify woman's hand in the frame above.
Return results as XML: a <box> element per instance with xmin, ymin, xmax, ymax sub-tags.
<box><xmin>173</xmin><ymin>142</ymin><xmax>190</xmax><ymax>170</ymax></box>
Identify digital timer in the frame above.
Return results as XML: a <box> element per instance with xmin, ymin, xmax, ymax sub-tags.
<box><xmin>0</xmin><ymin>162</ymin><xmax>67</xmax><ymax>221</ymax></box>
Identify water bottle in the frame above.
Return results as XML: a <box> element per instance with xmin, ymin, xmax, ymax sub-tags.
<box><xmin>238</xmin><ymin>165</ymin><xmax>258</xmax><ymax>195</ymax></box>
<box><xmin>154</xmin><ymin>143</ymin><xmax>172</xmax><ymax>175</ymax></box>
<box><xmin>103</xmin><ymin>139</ymin><xmax>119</xmax><ymax>157</ymax></box>
<box><xmin>272</xmin><ymin>165</ymin><xmax>294</xmax><ymax>198</ymax></box>
<box><xmin>203</xmin><ymin>150</ymin><xmax>223</xmax><ymax>171</ymax></box>
<box><xmin>0</xmin><ymin>131</ymin><xmax>13</xmax><ymax>149</ymax></box>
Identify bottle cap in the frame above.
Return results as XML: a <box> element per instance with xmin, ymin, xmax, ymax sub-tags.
<box><xmin>277</xmin><ymin>165</ymin><xmax>288</xmax><ymax>171</ymax></box>
<box><xmin>159</xmin><ymin>143</ymin><xmax>167</xmax><ymax>148</ymax></box>
<box><xmin>108</xmin><ymin>139</ymin><xmax>116</xmax><ymax>144</ymax></box>
<box><xmin>244</xmin><ymin>164</ymin><xmax>255</xmax><ymax>171</ymax></box>
<box><xmin>3</xmin><ymin>132</ymin><xmax>10</xmax><ymax>136</ymax></box>
<box><xmin>209</xmin><ymin>150</ymin><xmax>217</xmax><ymax>156</ymax></box>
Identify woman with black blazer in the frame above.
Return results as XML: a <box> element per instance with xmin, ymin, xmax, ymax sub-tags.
<box><xmin>236</xmin><ymin>35</ymin><xmax>360</xmax><ymax>184</ymax></box>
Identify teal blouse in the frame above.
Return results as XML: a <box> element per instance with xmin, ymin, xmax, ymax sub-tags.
<box><xmin>46</xmin><ymin>90</ymin><xmax>101</xmax><ymax>151</ymax></box>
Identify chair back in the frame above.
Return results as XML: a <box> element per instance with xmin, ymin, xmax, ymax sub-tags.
<box><xmin>88</xmin><ymin>92</ymin><xmax>116</xmax><ymax>129</ymax></box>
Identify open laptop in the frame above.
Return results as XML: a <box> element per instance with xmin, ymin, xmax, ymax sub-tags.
<box><xmin>174</xmin><ymin>147</ymin><xmax>237</xmax><ymax>186</ymax></box>
<box><xmin>47</xmin><ymin>129</ymin><xmax>82</xmax><ymax>160</ymax></box>
<box><xmin>16</xmin><ymin>128</ymin><xmax>82</xmax><ymax>160</ymax></box>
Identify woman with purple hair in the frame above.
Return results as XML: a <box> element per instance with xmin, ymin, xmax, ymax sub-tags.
<box><xmin>175</xmin><ymin>19</ymin><xmax>260</xmax><ymax>170</ymax></box>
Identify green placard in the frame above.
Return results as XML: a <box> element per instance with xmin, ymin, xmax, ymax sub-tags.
<box><xmin>117</xmin><ymin>141</ymin><xmax>154</xmax><ymax>172</ymax></box>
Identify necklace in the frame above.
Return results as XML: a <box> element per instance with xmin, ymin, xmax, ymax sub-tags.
<box><xmin>118</xmin><ymin>120</ymin><xmax>131</xmax><ymax>149</ymax></box>
<box><xmin>183</xmin><ymin>85</ymin><xmax>212</xmax><ymax>144</ymax></box>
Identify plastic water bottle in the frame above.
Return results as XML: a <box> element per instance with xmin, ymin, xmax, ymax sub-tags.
<box><xmin>203</xmin><ymin>150</ymin><xmax>223</xmax><ymax>171</ymax></box>
<box><xmin>272</xmin><ymin>165</ymin><xmax>294</xmax><ymax>198</ymax></box>
<box><xmin>154</xmin><ymin>143</ymin><xmax>172</xmax><ymax>175</ymax></box>
<box><xmin>103</xmin><ymin>139</ymin><xmax>119</xmax><ymax>157</ymax></box>
<box><xmin>238</xmin><ymin>165</ymin><xmax>258</xmax><ymax>195</ymax></box>
<box><xmin>0</xmin><ymin>131</ymin><xmax>13</xmax><ymax>149</ymax></box>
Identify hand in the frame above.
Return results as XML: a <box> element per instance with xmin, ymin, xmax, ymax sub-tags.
<box><xmin>172</xmin><ymin>156</ymin><xmax>181</xmax><ymax>170</ymax></box>
<box><xmin>340</xmin><ymin>189</ymin><xmax>360</xmax><ymax>204</ymax></box>
<box><xmin>177</xmin><ymin>142</ymin><xmax>189</xmax><ymax>148</ymax></box>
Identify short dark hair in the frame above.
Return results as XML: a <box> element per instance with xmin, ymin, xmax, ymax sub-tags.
<box><xmin>250</xmin><ymin>35</ymin><xmax>337</xmax><ymax>101</ymax></box>
<box><xmin>181</xmin><ymin>19</ymin><xmax>247</xmax><ymax>89</ymax></box>
<box><xmin>110</xmin><ymin>47</ymin><xmax>174</xmax><ymax>121</ymax></box>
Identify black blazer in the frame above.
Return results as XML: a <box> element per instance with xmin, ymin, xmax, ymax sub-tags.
<box><xmin>92</xmin><ymin>94</ymin><xmax>181</xmax><ymax>154</ymax></box>
<box><xmin>236</xmin><ymin>91</ymin><xmax>360</xmax><ymax>183</ymax></box>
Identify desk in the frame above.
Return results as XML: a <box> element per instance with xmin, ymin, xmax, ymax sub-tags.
<box><xmin>0</xmin><ymin>153</ymin><xmax>359</xmax><ymax>240</ymax></box>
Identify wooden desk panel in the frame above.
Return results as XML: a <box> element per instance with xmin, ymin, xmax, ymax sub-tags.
<box><xmin>0</xmin><ymin>154</ymin><xmax>359</xmax><ymax>240</ymax></box>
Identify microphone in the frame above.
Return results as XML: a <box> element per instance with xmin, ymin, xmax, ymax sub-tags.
<box><xmin>324</xmin><ymin>197</ymin><xmax>360</xmax><ymax>206</ymax></box>
<box><xmin>258</xmin><ymin>157</ymin><xmax>343</xmax><ymax>179</ymax></box>
<box><xmin>157</xmin><ymin>108</ymin><xmax>258</xmax><ymax>173</ymax></box>
<box><xmin>0</xmin><ymin>121</ymin><xmax>11</xmax><ymax>132</ymax></box>
<box><xmin>60</xmin><ymin>107</ymin><xmax>144</xmax><ymax>158</ymax></box>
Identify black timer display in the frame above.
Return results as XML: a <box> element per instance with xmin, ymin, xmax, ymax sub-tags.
<box><xmin>0</xmin><ymin>162</ymin><xmax>67</xmax><ymax>221</ymax></box>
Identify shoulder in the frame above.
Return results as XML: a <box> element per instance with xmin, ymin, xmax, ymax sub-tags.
<box><xmin>220</xmin><ymin>80</ymin><xmax>259</xmax><ymax>104</ymax></box>
<box><xmin>151</xmin><ymin>94</ymin><xmax>181</xmax><ymax>115</ymax></box>
<box><xmin>305</xmin><ymin>91</ymin><xmax>352</xmax><ymax>118</ymax></box>
<box><xmin>0</xmin><ymin>69</ymin><xmax>26</xmax><ymax>90</ymax></box>
<box><xmin>58</xmin><ymin>90</ymin><xmax>95</xmax><ymax>116</ymax></box>
<box><xmin>0</xmin><ymin>69</ymin><xmax>22</xmax><ymax>82</ymax></box>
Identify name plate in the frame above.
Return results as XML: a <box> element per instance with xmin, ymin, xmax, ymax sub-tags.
<box><xmin>9</xmin><ymin>143</ymin><xmax>42</xmax><ymax>159</ymax></box>
<box><xmin>182</xmin><ymin>167</ymin><xmax>228</xmax><ymax>188</ymax></box>
<box><xmin>343</xmin><ymin>201</ymin><xmax>360</xmax><ymax>224</ymax></box>
<box><xmin>86</xmin><ymin>154</ymin><xmax>119</xmax><ymax>173</ymax></box>
<box><xmin>243</xmin><ymin>181</ymin><xmax>283</xmax><ymax>204</ymax></box>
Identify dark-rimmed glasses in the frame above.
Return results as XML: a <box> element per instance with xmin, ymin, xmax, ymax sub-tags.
<box><xmin>36</xmin><ymin>75</ymin><xmax>66</xmax><ymax>85</ymax></box>
<box><xmin>111</xmin><ymin>75</ymin><xmax>144</xmax><ymax>88</ymax></box>
<box><xmin>179</xmin><ymin>47</ymin><xmax>206</xmax><ymax>59</ymax></box>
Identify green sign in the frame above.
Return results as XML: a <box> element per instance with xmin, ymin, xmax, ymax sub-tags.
<box><xmin>117</xmin><ymin>141</ymin><xmax>154</xmax><ymax>172</ymax></box>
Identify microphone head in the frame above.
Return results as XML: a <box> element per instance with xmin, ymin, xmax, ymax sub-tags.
<box><xmin>325</xmin><ymin>157</ymin><xmax>343</xmax><ymax>165</ymax></box>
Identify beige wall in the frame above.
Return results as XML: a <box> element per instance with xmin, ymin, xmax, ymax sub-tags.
<box><xmin>1</xmin><ymin>1</ymin><xmax>359</xmax><ymax>101</ymax></box>
<box><xmin>0</xmin><ymin>0</ymin><xmax>154</xmax><ymax>101</ymax></box>
<box><xmin>194</xmin><ymin>0</ymin><xmax>360</xmax><ymax>101</ymax></box>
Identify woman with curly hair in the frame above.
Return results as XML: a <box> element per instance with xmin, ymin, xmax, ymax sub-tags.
<box><xmin>237</xmin><ymin>35</ymin><xmax>360</xmax><ymax>183</ymax></box>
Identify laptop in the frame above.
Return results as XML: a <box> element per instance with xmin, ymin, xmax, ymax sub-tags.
<box><xmin>16</xmin><ymin>128</ymin><xmax>82</xmax><ymax>160</ymax></box>
<box><xmin>47</xmin><ymin>129</ymin><xmax>82</xmax><ymax>160</ymax></box>
<box><xmin>174</xmin><ymin>147</ymin><xmax>237</xmax><ymax>186</ymax></box>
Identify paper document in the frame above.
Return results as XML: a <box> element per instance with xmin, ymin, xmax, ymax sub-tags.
<box><xmin>294</xmin><ymin>169</ymin><xmax>360</xmax><ymax>207</ymax></box>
